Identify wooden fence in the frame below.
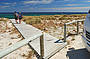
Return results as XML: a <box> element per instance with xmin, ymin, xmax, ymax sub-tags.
<box><xmin>0</xmin><ymin>33</ymin><xmax>44</xmax><ymax>59</ymax></box>
<box><xmin>0</xmin><ymin>19</ymin><xmax>85</xmax><ymax>59</ymax></box>
<box><xmin>64</xmin><ymin>19</ymin><xmax>85</xmax><ymax>42</ymax></box>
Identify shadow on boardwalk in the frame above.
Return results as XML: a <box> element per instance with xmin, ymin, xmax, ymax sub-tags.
<box><xmin>66</xmin><ymin>48</ymin><xmax>90</xmax><ymax>59</ymax></box>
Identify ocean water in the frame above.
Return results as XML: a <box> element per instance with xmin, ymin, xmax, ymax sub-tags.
<box><xmin>0</xmin><ymin>12</ymin><xmax>87</xmax><ymax>19</ymax></box>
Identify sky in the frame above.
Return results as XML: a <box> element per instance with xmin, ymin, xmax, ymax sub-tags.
<box><xmin>0</xmin><ymin>0</ymin><xmax>90</xmax><ymax>12</ymax></box>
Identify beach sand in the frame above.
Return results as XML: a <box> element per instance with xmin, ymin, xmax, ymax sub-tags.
<box><xmin>0</xmin><ymin>16</ymin><xmax>86</xmax><ymax>59</ymax></box>
<box><xmin>0</xmin><ymin>19</ymin><xmax>36</xmax><ymax>59</ymax></box>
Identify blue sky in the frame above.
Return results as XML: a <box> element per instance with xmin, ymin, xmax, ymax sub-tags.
<box><xmin>0</xmin><ymin>0</ymin><xmax>90</xmax><ymax>12</ymax></box>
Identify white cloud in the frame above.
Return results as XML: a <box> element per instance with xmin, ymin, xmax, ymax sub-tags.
<box><xmin>24</xmin><ymin>0</ymin><xmax>53</xmax><ymax>4</ymax></box>
<box><xmin>2</xmin><ymin>2</ymin><xmax>16</xmax><ymax>5</ymax></box>
<box><xmin>0</xmin><ymin>6</ymin><xmax>9</xmax><ymax>8</ymax></box>
<box><xmin>86</xmin><ymin>1</ymin><xmax>90</xmax><ymax>2</ymax></box>
<box><xmin>3</xmin><ymin>3</ymin><xmax>11</xmax><ymax>5</ymax></box>
<box><xmin>84</xmin><ymin>1</ymin><xmax>90</xmax><ymax>2</ymax></box>
<box><xmin>39</xmin><ymin>7</ymin><xmax>90</xmax><ymax>10</ymax></box>
<box><xmin>65</xmin><ymin>4</ymin><xmax>84</xmax><ymax>6</ymax></box>
<box><xmin>64</xmin><ymin>0</ymin><xmax>69</xmax><ymax>1</ymax></box>
<box><xmin>55</xmin><ymin>0</ymin><xmax>74</xmax><ymax>2</ymax></box>
<box><xmin>59</xmin><ymin>7</ymin><xmax>90</xmax><ymax>10</ymax></box>
<box><xmin>1</xmin><ymin>2</ymin><xmax>17</xmax><ymax>7</ymax></box>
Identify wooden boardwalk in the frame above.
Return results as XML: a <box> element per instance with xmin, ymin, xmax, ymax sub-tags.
<box><xmin>10</xmin><ymin>19</ymin><xmax>67</xmax><ymax>59</ymax></box>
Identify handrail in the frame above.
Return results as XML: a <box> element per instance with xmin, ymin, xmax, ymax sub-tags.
<box><xmin>0</xmin><ymin>19</ymin><xmax>85</xmax><ymax>58</ymax></box>
<box><xmin>65</xmin><ymin>19</ymin><xmax>85</xmax><ymax>25</ymax></box>
<box><xmin>64</xmin><ymin>19</ymin><xmax>85</xmax><ymax>42</ymax></box>
<box><xmin>0</xmin><ymin>33</ymin><xmax>42</xmax><ymax>58</ymax></box>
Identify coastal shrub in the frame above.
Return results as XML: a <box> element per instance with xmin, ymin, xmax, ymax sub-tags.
<box><xmin>72</xmin><ymin>38</ymin><xmax>75</xmax><ymax>41</ymax></box>
<box><xmin>25</xmin><ymin>19</ymin><xmax>31</xmax><ymax>24</ymax></box>
<box><xmin>45</xmin><ymin>16</ymin><xmax>51</xmax><ymax>20</ymax></box>
<box><xmin>0</xmin><ymin>18</ymin><xmax>8</xmax><ymax>22</ymax></box>
<box><xmin>63</xmin><ymin>15</ymin><xmax>68</xmax><ymax>17</ymax></box>
<box><xmin>25</xmin><ymin>18</ymin><xmax>41</xmax><ymax>24</ymax></box>
<box><xmin>0</xmin><ymin>18</ymin><xmax>9</xmax><ymax>30</ymax></box>
<box><xmin>23</xmin><ymin>14</ymin><xmax>86</xmax><ymax>25</ymax></box>
<box><xmin>59</xmin><ymin>17</ymin><xmax>67</xmax><ymax>20</ymax></box>
<box><xmin>67</xmin><ymin>17</ymin><xmax>72</xmax><ymax>20</ymax></box>
<box><xmin>41</xmin><ymin>16</ymin><xmax>56</xmax><ymax>20</ymax></box>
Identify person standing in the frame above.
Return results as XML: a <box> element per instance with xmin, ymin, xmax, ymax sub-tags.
<box><xmin>14</xmin><ymin>11</ymin><xmax>19</xmax><ymax>24</ymax></box>
<box><xmin>19</xmin><ymin>12</ymin><xmax>23</xmax><ymax>24</ymax></box>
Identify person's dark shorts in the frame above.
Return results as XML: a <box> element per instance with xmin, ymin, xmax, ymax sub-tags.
<box><xmin>15</xmin><ymin>17</ymin><xmax>18</xmax><ymax>20</ymax></box>
<box><xmin>19</xmin><ymin>18</ymin><xmax>22</xmax><ymax>20</ymax></box>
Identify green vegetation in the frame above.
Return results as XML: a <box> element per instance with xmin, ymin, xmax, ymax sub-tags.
<box><xmin>22</xmin><ymin>14</ymin><xmax>86</xmax><ymax>24</ymax></box>
<box><xmin>22</xmin><ymin>16</ymin><xmax>41</xmax><ymax>24</ymax></box>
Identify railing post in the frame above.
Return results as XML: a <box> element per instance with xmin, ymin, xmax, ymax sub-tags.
<box><xmin>64</xmin><ymin>24</ymin><xmax>66</xmax><ymax>42</ymax></box>
<box><xmin>40</xmin><ymin>32</ymin><xmax>44</xmax><ymax>59</ymax></box>
<box><xmin>77</xmin><ymin>21</ymin><xmax>79</xmax><ymax>35</ymax></box>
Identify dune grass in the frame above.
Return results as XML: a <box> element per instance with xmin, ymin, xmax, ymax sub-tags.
<box><xmin>0</xmin><ymin>18</ymin><xmax>9</xmax><ymax>22</ymax></box>
<box><xmin>22</xmin><ymin>16</ymin><xmax>41</xmax><ymax>24</ymax></box>
<box><xmin>22</xmin><ymin>14</ymin><xmax>86</xmax><ymax>25</ymax></box>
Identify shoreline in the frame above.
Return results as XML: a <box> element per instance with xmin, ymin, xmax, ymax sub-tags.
<box><xmin>0</xmin><ymin>14</ymin><xmax>87</xmax><ymax>19</ymax></box>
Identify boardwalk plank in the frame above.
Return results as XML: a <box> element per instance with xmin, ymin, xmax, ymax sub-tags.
<box><xmin>10</xmin><ymin>19</ymin><xmax>67</xmax><ymax>59</ymax></box>
<box><xmin>30</xmin><ymin>33</ymin><xmax>67</xmax><ymax>59</ymax></box>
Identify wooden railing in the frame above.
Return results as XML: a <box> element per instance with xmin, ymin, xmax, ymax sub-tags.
<box><xmin>64</xmin><ymin>19</ymin><xmax>85</xmax><ymax>42</ymax></box>
<box><xmin>0</xmin><ymin>33</ymin><xmax>44</xmax><ymax>59</ymax></box>
<box><xmin>0</xmin><ymin>19</ymin><xmax>85</xmax><ymax>59</ymax></box>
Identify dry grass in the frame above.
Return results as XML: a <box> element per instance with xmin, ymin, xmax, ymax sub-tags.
<box><xmin>21</xmin><ymin>14</ymin><xmax>85</xmax><ymax>40</ymax></box>
<box><xmin>10</xmin><ymin>28</ymin><xmax>19</xmax><ymax>34</ymax></box>
<box><xmin>22</xmin><ymin>14</ymin><xmax>85</xmax><ymax>36</ymax></box>
<box><xmin>22</xmin><ymin>16</ymin><xmax>41</xmax><ymax>24</ymax></box>
<box><xmin>21</xmin><ymin>51</ymin><xmax>34</xmax><ymax>59</ymax></box>
<box><xmin>22</xmin><ymin>14</ymin><xmax>86</xmax><ymax>25</ymax></box>
<box><xmin>0</xmin><ymin>18</ymin><xmax>9</xmax><ymax>33</ymax></box>
<box><xmin>0</xmin><ymin>18</ymin><xmax>9</xmax><ymax>22</ymax></box>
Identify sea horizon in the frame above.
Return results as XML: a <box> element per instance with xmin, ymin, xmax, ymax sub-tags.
<box><xmin>0</xmin><ymin>12</ymin><xmax>88</xmax><ymax>19</ymax></box>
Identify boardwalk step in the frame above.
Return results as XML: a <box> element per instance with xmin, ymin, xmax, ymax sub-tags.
<box><xmin>10</xmin><ymin>19</ymin><xmax>67</xmax><ymax>59</ymax></box>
